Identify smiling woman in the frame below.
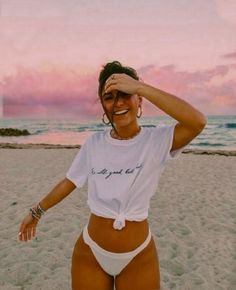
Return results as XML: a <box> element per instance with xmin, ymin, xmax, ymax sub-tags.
<box><xmin>102</xmin><ymin>90</ymin><xmax>142</xmax><ymax>139</ymax></box>
<box><xmin>18</xmin><ymin>60</ymin><xmax>206</xmax><ymax>290</ymax></box>
<box><xmin>98</xmin><ymin>62</ymin><xmax>143</xmax><ymax>140</ymax></box>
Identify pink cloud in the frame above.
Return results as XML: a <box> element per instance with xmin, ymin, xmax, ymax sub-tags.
<box><xmin>138</xmin><ymin>64</ymin><xmax>236</xmax><ymax>115</ymax></box>
<box><xmin>1</xmin><ymin>62</ymin><xmax>236</xmax><ymax>118</ymax></box>
<box><xmin>2</xmin><ymin>66</ymin><xmax>102</xmax><ymax>118</ymax></box>
<box><xmin>222</xmin><ymin>51</ymin><xmax>236</xmax><ymax>59</ymax></box>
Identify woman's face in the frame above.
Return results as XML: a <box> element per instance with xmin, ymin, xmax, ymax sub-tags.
<box><xmin>101</xmin><ymin>89</ymin><xmax>142</xmax><ymax>128</ymax></box>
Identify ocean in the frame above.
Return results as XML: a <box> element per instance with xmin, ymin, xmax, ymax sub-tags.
<box><xmin>0</xmin><ymin>115</ymin><xmax>235</xmax><ymax>151</ymax></box>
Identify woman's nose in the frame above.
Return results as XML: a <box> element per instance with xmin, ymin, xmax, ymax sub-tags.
<box><xmin>115</xmin><ymin>95</ymin><xmax>125</xmax><ymax>105</ymax></box>
<box><xmin>116</xmin><ymin>97</ymin><xmax>124</xmax><ymax>105</ymax></box>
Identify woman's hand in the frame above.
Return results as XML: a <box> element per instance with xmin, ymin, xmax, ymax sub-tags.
<box><xmin>104</xmin><ymin>73</ymin><xmax>144</xmax><ymax>96</ymax></box>
<box><xmin>18</xmin><ymin>213</ymin><xmax>39</xmax><ymax>242</ymax></box>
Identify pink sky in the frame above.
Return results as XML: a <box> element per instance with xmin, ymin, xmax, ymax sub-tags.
<box><xmin>0</xmin><ymin>0</ymin><xmax>236</xmax><ymax>118</ymax></box>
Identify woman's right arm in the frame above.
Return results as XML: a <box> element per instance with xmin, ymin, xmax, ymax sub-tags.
<box><xmin>18</xmin><ymin>178</ymin><xmax>76</xmax><ymax>242</ymax></box>
<box><xmin>39</xmin><ymin>177</ymin><xmax>76</xmax><ymax>211</ymax></box>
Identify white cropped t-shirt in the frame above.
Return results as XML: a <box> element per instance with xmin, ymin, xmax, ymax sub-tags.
<box><xmin>66</xmin><ymin>123</ymin><xmax>186</xmax><ymax>230</ymax></box>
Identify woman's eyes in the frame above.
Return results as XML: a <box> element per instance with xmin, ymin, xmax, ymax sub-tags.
<box><xmin>103</xmin><ymin>92</ymin><xmax>131</xmax><ymax>101</ymax></box>
<box><xmin>118</xmin><ymin>92</ymin><xmax>131</xmax><ymax>98</ymax></box>
<box><xmin>104</xmin><ymin>94</ymin><xmax>114</xmax><ymax>101</ymax></box>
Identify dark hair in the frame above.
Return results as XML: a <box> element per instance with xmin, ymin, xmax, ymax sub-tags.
<box><xmin>98</xmin><ymin>61</ymin><xmax>139</xmax><ymax>98</ymax></box>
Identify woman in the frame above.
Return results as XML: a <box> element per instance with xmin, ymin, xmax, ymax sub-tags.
<box><xmin>18</xmin><ymin>61</ymin><xmax>207</xmax><ymax>290</ymax></box>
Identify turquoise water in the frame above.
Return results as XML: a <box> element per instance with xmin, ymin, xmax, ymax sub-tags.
<box><xmin>0</xmin><ymin>115</ymin><xmax>235</xmax><ymax>151</ymax></box>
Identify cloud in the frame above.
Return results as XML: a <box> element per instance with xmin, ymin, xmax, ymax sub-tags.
<box><xmin>222</xmin><ymin>51</ymin><xmax>236</xmax><ymax>59</ymax></box>
<box><xmin>1</xmin><ymin>60</ymin><xmax>236</xmax><ymax>118</ymax></box>
<box><xmin>1</xmin><ymin>66</ymin><xmax>102</xmax><ymax>118</ymax></box>
<box><xmin>214</xmin><ymin>0</ymin><xmax>236</xmax><ymax>25</ymax></box>
<box><xmin>138</xmin><ymin>63</ymin><xmax>236</xmax><ymax>115</ymax></box>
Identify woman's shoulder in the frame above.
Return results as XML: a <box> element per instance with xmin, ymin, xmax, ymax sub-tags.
<box><xmin>84</xmin><ymin>129</ymin><xmax>107</xmax><ymax>145</ymax></box>
<box><xmin>143</xmin><ymin>123</ymin><xmax>176</xmax><ymax>142</ymax></box>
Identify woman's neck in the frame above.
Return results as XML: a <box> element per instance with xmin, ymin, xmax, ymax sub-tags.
<box><xmin>111</xmin><ymin>125</ymin><xmax>141</xmax><ymax>140</ymax></box>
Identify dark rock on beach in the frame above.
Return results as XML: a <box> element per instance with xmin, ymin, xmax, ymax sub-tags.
<box><xmin>0</xmin><ymin>143</ymin><xmax>81</xmax><ymax>149</ymax></box>
<box><xmin>0</xmin><ymin>128</ymin><xmax>30</xmax><ymax>136</ymax></box>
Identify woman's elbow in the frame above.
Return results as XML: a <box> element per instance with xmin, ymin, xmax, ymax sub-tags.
<box><xmin>63</xmin><ymin>177</ymin><xmax>76</xmax><ymax>192</ymax></box>
<box><xmin>196</xmin><ymin>113</ymin><xmax>207</xmax><ymax>132</ymax></box>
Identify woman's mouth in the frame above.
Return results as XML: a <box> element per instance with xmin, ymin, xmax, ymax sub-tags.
<box><xmin>113</xmin><ymin>109</ymin><xmax>129</xmax><ymax>116</ymax></box>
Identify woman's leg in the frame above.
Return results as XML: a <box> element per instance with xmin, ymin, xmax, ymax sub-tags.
<box><xmin>114</xmin><ymin>237</ymin><xmax>160</xmax><ymax>290</ymax></box>
<box><xmin>71</xmin><ymin>233</ymin><xmax>114</xmax><ymax>290</ymax></box>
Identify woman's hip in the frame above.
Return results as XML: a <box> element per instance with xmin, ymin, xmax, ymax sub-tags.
<box><xmin>87</xmin><ymin>213</ymin><xmax>150</xmax><ymax>252</ymax></box>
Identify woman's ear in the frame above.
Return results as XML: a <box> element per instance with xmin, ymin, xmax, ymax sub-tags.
<box><xmin>138</xmin><ymin>96</ymin><xmax>143</xmax><ymax>106</ymax></box>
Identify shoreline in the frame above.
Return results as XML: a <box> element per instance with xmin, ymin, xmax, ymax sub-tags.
<box><xmin>0</xmin><ymin>142</ymin><xmax>236</xmax><ymax>156</ymax></box>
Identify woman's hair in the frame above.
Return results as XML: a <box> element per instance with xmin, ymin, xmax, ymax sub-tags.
<box><xmin>98</xmin><ymin>61</ymin><xmax>139</xmax><ymax>98</ymax></box>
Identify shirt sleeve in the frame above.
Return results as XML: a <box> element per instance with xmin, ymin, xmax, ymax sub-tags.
<box><xmin>66</xmin><ymin>139</ymin><xmax>90</xmax><ymax>188</ymax></box>
<box><xmin>152</xmin><ymin>123</ymin><xmax>187</xmax><ymax>165</ymax></box>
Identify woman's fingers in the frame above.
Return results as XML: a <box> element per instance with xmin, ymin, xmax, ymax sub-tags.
<box><xmin>19</xmin><ymin>231</ymin><xmax>26</xmax><ymax>241</ymax></box>
<box><xmin>32</xmin><ymin>227</ymin><xmax>36</xmax><ymax>238</ymax></box>
<box><xmin>19</xmin><ymin>223</ymin><xmax>36</xmax><ymax>241</ymax></box>
<box><xmin>18</xmin><ymin>214</ymin><xmax>38</xmax><ymax>241</ymax></box>
<box><xmin>27</xmin><ymin>228</ymin><xmax>31</xmax><ymax>241</ymax></box>
<box><xmin>19</xmin><ymin>229</ymin><xmax>28</xmax><ymax>241</ymax></box>
<box><xmin>19</xmin><ymin>223</ymin><xmax>25</xmax><ymax>241</ymax></box>
<box><xmin>21</xmin><ymin>228</ymin><xmax>32</xmax><ymax>241</ymax></box>
<box><xmin>106</xmin><ymin>74</ymin><xmax>117</xmax><ymax>84</ymax></box>
<box><xmin>104</xmin><ymin>74</ymin><xmax>121</xmax><ymax>92</ymax></box>
<box><xmin>105</xmin><ymin>80</ymin><xmax>117</xmax><ymax>93</ymax></box>
<box><xmin>105</xmin><ymin>73</ymin><xmax>139</xmax><ymax>95</ymax></box>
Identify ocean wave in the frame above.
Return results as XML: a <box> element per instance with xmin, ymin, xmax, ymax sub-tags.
<box><xmin>32</xmin><ymin>129</ymin><xmax>48</xmax><ymax>135</ymax></box>
<box><xmin>218</xmin><ymin>123</ymin><xmax>236</xmax><ymax>129</ymax></box>
<box><xmin>1</xmin><ymin>116</ymin><xmax>235</xmax><ymax>150</ymax></box>
<box><xmin>96</xmin><ymin>123</ymin><xmax>107</xmax><ymax>128</ymax></box>
<box><xmin>197</xmin><ymin>142</ymin><xmax>225</xmax><ymax>147</ymax></box>
<box><xmin>142</xmin><ymin>124</ymin><xmax>156</xmax><ymax>127</ymax></box>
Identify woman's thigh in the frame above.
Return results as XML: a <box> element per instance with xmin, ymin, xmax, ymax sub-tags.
<box><xmin>71</xmin><ymin>232</ymin><xmax>114</xmax><ymax>290</ymax></box>
<box><xmin>115</xmin><ymin>237</ymin><xmax>160</xmax><ymax>290</ymax></box>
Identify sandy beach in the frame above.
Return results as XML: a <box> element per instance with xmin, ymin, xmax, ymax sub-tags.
<box><xmin>0</xmin><ymin>146</ymin><xmax>235</xmax><ymax>290</ymax></box>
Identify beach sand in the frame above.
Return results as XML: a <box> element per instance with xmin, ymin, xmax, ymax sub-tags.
<box><xmin>0</xmin><ymin>147</ymin><xmax>235</xmax><ymax>290</ymax></box>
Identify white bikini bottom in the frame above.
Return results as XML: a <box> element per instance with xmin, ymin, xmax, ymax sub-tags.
<box><xmin>82</xmin><ymin>224</ymin><xmax>152</xmax><ymax>276</ymax></box>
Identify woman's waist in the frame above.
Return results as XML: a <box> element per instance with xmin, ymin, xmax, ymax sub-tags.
<box><xmin>87</xmin><ymin>213</ymin><xmax>150</xmax><ymax>252</ymax></box>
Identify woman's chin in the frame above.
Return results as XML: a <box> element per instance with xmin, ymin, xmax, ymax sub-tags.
<box><xmin>113</xmin><ymin>117</ymin><xmax>129</xmax><ymax>126</ymax></box>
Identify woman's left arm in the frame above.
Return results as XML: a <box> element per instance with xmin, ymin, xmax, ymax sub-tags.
<box><xmin>105</xmin><ymin>73</ymin><xmax>207</xmax><ymax>151</ymax></box>
<box><xmin>137</xmin><ymin>83</ymin><xmax>207</xmax><ymax>151</ymax></box>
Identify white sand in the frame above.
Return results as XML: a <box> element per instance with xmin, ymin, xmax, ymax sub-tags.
<box><xmin>0</xmin><ymin>149</ymin><xmax>235</xmax><ymax>290</ymax></box>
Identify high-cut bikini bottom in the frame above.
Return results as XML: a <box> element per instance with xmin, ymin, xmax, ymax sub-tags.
<box><xmin>82</xmin><ymin>224</ymin><xmax>152</xmax><ymax>276</ymax></box>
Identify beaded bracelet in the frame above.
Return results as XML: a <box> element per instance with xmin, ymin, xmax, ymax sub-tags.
<box><xmin>30</xmin><ymin>208</ymin><xmax>40</xmax><ymax>220</ymax></box>
<box><xmin>37</xmin><ymin>203</ymin><xmax>46</xmax><ymax>215</ymax></box>
<box><xmin>29</xmin><ymin>203</ymin><xmax>46</xmax><ymax>220</ymax></box>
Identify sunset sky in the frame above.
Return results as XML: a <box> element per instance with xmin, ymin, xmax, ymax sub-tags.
<box><xmin>0</xmin><ymin>0</ymin><xmax>236</xmax><ymax>119</ymax></box>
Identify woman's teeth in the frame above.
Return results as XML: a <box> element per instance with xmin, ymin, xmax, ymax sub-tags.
<box><xmin>114</xmin><ymin>109</ymin><xmax>129</xmax><ymax>115</ymax></box>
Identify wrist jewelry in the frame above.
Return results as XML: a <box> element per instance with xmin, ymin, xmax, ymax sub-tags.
<box><xmin>29</xmin><ymin>203</ymin><xmax>46</xmax><ymax>220</ymax></box>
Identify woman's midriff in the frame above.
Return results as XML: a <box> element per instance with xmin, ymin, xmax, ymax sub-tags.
<box><xmin>87</xmin><ymin>213</ymin><xmax>150</xmax><ymax>253</ymax></box>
